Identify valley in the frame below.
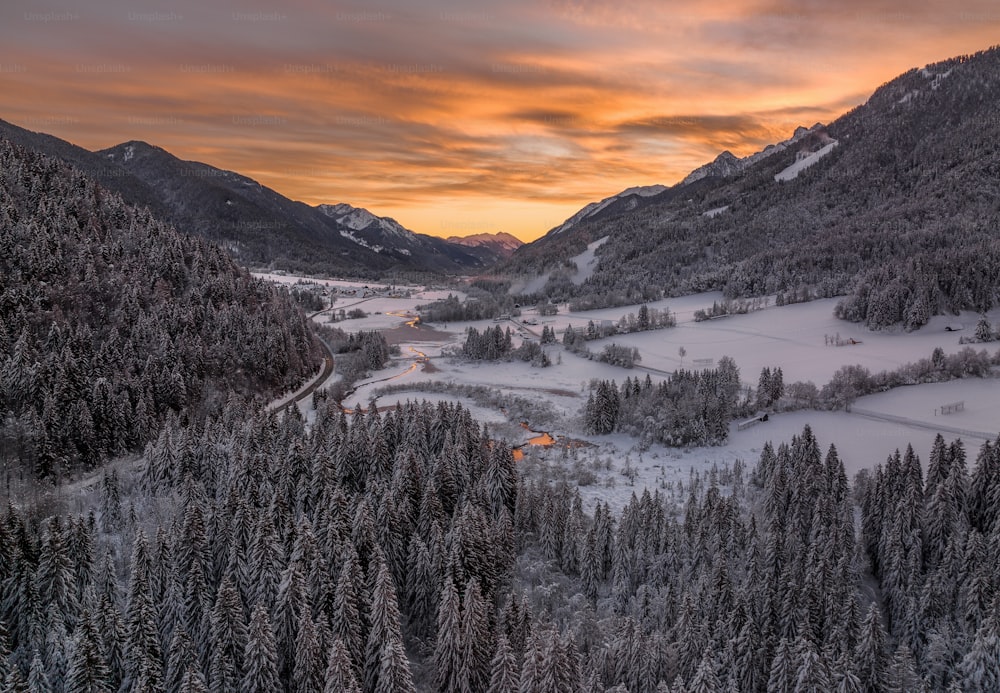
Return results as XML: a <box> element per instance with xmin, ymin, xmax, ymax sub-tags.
<box><xmin>3</xmin><ymin>37</ymin><xmax>1000</xmax><ymax>693</ymax></box>
<box><xmin>257</xmin><ymin>271</ymin><xmax>1000</xmax><ymax>511</ymax></box>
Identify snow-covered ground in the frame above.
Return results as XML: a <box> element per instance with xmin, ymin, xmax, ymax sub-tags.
<box><xmin>562</xmin><ymin>407</ymin><xmax>973</xmax><ymax>514</ymax></box>
<box><xmin>569</xmin><ymin>236</ymin><xmax>609</xmax><ymax>285</ymax></box>
<box><xmin>852</xmin><ymin>379</ymin><xmax>1000</xmax><ymax>437</ymax></box>
<box><xmin>259</xmin><ymin>271</ymin><xmax>1000</xmax><ymax>503</ymax></box>
<box><xmin>584</xmin><ymin>298</ymin><xmax>1000</xmax><ymax>386</ymax></box>
<box><xmin>774</xmin><ymin>141</ymin><xmax>838</xmax><ymax>182</ymax></box>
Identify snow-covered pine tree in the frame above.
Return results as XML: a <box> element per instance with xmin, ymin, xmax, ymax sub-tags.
<box><xmin>363</xmin><ymin>554</ymin><xmax>410</xmax><ymax>693</ymax></box>
<box><xmin>293</xmin><ymin>610</ymin><xmax>324</xmax><ymax>693</ymax></box>
<box><xmin>324</xmin><ymin>638</ymin><xmax>362</xmax><ymax>693</ymax></box>
<box><xmin>241</xmin><ymin>605</ymin><xmax>280</xmax><ymax>693</ymax></box>
<box><xmin>460</xmin><ymin>578</ymin><xmax>493</xmax><ymax>693</ymax></box>
<box><xmin>207</xmin><ymin>577</ymin><xmax>247</xmax><ymax>693</ymax></box>
<box><xmin>65</xmin><ymin>610</ymin><xmax>111</xmax><ymax>693</ymax></box>
<box><xmin>487</xmin><ymin>633</ymin><xmax>519</xmax><ymax>693</ymax></box>
<box><xmin>433</xmin><ymin>575</ymin><xmax>464</xmax><ymax>693</ymax></box>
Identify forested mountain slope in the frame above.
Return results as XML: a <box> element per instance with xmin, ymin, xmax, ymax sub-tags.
<box><xmin>0</xmin><ymin>119</ymin><xmax>493</xmax><ymax>277</ymax></box>
<box><xmin>0</xmin><ymin>138</ymin><xmax>321</xmax><ymax>478</ymax></box>
<box><xmin>507</xmin><ymin>46</ymin><xmax>1000</xmax><ymax>328</ymax></box>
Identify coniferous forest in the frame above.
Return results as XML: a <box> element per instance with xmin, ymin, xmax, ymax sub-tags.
<box><xmin>4</xmin><ymin>395</ymin><xmax>1000</xmax><ymax>691</ymax></box>
<box><xmin>4</xmin><ymin>45</ymin><xmax>1000</xmax><ymax>693</ymax></box>
<box><xmin>0</xmin><ymin>140</ymin><xmax>320</xmax><ymax>481</ymax></box>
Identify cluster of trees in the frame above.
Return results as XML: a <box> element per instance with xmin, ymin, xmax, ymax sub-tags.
<box><xmin>0</xmin><ymin>139</ymin><xmax>320</xmax><ymax>479</ymax></box>
<box><xmin>616</xmin><ymin>304</ymin><xmax>676</xmax><ymax>333</ymax></box>
<box><xmin>288</xmin><ymin>286</ymin><xmax>326</xmax><ymax>313</ymax></box>
<box><xmin>417</xmin><ymin>293</ymin><xmax>521</xmax><ymax>324</ymax></box>
<box><xmin>562</xmin><ymin>323</ymin><xmax>614</xmax><ymax>354</ymax></box>
<box><xmin>562</xmin><ymin>308</ymin><xmax>676</xmax><ymax>360</ymax></box>
<box><xmin>859</xmin><ymin>434</ymin><xmax>1000</xmax><ymax>689</ymax></box>
<box><xmin>584</xmin><ymin>358</ymin><xmax>741</xmax><ymax>446</ymax></box>
<box><xmin>835</xmin><ymin>245</ymin><xmax>1000</xmax><ymax>330</ymax></box>
<box><xmin>337</xmin><ymin>331</ymin><xmax>391</xmax><ymax>372</ymax></box>
<box><xmin>462</xmin><ymin>325</ymin><xmax>514</xmax><ymax>361</ymax></box>
<box><xmin>693</xmin><ymin>298</ymin><xmax>767</xmax><ymax>322</ymax></box>
<box><xmin>461</xmin><ymin>326</ymin><xmax>549</xmax><ymax>367</ymax></box>
<box><xmin>756</xmin><ymin>367</ymin><xmax>785</xmax><ymax>409</ymax></box>
<box><xmin>314</xmin><ymin>327</ymin><xmax>397</xmax><ymax>403</ymax></box>
<box><xmin>329</xmin><ymin>308</ymin><xmax>369</xmax><ymax>323</ymax></box>
<box><xmin>597</xmin><ymin>345</ymin><xmax>641</xmax><ymax>369</ymax></box>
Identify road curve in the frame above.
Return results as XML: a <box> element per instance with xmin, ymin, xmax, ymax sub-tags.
<box><xmin>273</xmin><ymin>334</ymin><xmax>337</xmax><ymax>413</ymax></box>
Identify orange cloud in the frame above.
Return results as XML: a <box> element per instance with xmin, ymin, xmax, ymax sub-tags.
<box><xmin>1</xmin><ymin>0</ymin><xmax>997</xmax><ymax>241</ymax></box>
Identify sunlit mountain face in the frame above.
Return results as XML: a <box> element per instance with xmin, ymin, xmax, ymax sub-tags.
<box><xmin>2</xmin><ymin>0</ymin><xmax>997</xmax><ymax>240</ymax></box>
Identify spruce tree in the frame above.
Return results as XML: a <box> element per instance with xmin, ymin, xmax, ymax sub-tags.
<box><xmin>433</xmin><ymin>576</ymin><xmax>463</xmax><ymax>693</ymax></box>
<box><xmin>957</xmin><ymin>625</ymin><xmax>1000</xmax><ymax>693</ymax></box>
<box><xmin>207</xmin><ymin>577</ymin><xmax>247</xmax><ymax>693</ymax></box>
<box><xmin>28</xmin><ymin>652</ymin><xmax>53</xmax><ymax>693</ymax></box>
<box><xmin>241</xmin><ymin>605</ymin><xmax>280</xmax><ymax>693</ymax></box>
<box><xmin>293</xmin><ymin>610</ymin><xmax>323</xmax><ymax>693</ymax></box>
<box><xmin>687</xmin><ymin>649</ymin><xmax>720</xmax><ymax>693</ymax></box>
<box><xmin>374</xmin><ymin>640</ymin><xmax>415</xmax><ymax>693</ymax></box>
<box><xmin>767</xmin><ymin>637</ymin><xmax>796</xmax><ymax>693</ymax></box>
<box><xmin>487</xmin><ymin>633</ymin><xmax>519</xmax><ymax>693</ymax></box>
<box><xmin>323</xmin><ymin>638</ymin><xmax>361</xmax><ymax>693</ymax></box>
<box><xmin>364</xmin><ymin>555</ymin><xmax>410</xmax><ymax>693</ymax></box>
<box><xmin>178</xmin><ymin>665</ymin><xmax>208</xmax><ymax>693</ymax></box>
<box><xmin>65</xmin><ymin>610</ymin><xmax>111</xmax><ymax>693</ymax></box>
<box><xmin>331</xmin><ymin>557</ymin><xmax>365</xmax><ymax>678</ymax></box>
<box><xmin>460</xmin><ymin>578</ymin><xmax>492</xmax><ymax>693</ymax></box>
<box><xmin>275</xmin><ymin>559</ymin><xmax>307</xmax><ymax>686</ymax></box>
<box><xmin>854</xmin><ymin>604</ymin><xmax>887</xmax><ymax>693</ymax></box>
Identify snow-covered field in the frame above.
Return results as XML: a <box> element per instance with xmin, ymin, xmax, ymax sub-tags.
<box><xmin>852</xmin><ymin>379</ymin><xmax>1000</xmax><ymax>437</ymax></box>
<box><xmin>260</xmin><ymin>272</ymin><xmax>1000</xmax><ymax>504</ymax></box>
<box><xmin>583</xmin><ymin>297</ymin><xmax>1000</xmax><ymax>386</ymax></box>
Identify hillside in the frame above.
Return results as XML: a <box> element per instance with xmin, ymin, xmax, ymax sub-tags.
<box><xmin>0</xmin><ymin>119</ymin><xmax>496</xmax><ymax>278</ymax></box>
<box><xmin>505</xmin><ymin>47</ymin><xmax>1000</xmax><ymax>328</ymax></box>
<box><xmin>0</xmin><ymin>137</ymin><xmax>321</xmax><ymax>477</ymax></box>
<box><xmin>315</xmin><ymin>202</ymin><xmax>484</xmax><ymax>271</ymax></box>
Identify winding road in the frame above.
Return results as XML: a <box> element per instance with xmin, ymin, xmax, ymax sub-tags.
<box><xmin>272</xmin><ymin>333</ymin><xmax>338</xmax><ymax>413</ymax></box>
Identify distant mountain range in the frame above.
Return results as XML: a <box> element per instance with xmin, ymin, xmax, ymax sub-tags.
<box><xmin>504</xmin><ymin>46</ymin><xmax>1000</xmax><ymax>328</ymax></box>
<box><xmin>0</xmin><ymin>119</ymin><xmax>513</xmax><ymax>277</ymax></box>
<box><xmin>445</xmin><ymin>232</ymin><xmax>523</xmax><ymax>261</ymax></box>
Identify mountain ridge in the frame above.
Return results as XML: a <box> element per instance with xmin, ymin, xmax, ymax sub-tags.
<box><xmin>0</xmin><ymin>118</ymin><xmax>495</xmax><ymax>277</ymax></box>
<box><xmin>504</xmin><ymin>45</ymin><xmax>1000</xmax><ymax>329</ymax></box>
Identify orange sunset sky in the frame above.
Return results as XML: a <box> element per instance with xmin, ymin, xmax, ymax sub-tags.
<box><xmin>1</xmin><ymin>0</ymin><xmax>998</xmax><ymax>241</ymax></box>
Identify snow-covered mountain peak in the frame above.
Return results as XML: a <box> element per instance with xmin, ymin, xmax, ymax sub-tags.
<box><xmin>549</xmin><ymin>185</ymin><xmax>670</xmax><ymax>236</ymax></box>
<box><xmin>680</xmin><ymin>124</ymin><xmax>825</xmax><ymax>186</ymax></box>
<box><xmin>317</xmin><ymin>203</ymin><xmax>416</xmax><ymax>241</ymax></box>
<box><xmin>619</xmin><ymin>184</ymin><xmax>668</xmax><ymax>198</ymax></box>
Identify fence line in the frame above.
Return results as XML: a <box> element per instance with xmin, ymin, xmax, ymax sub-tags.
<box><xmin>848</xmin><ymin>407</ymin><xmax>996</xmax><ymax>441</ymax></box>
